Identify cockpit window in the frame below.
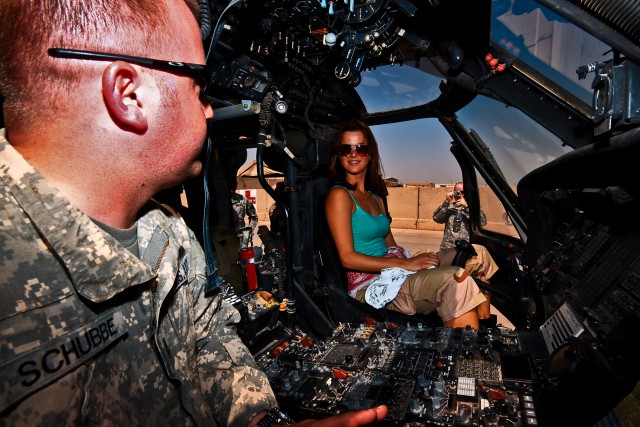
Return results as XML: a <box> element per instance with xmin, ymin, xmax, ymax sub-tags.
<box><xmin>356</xmin><ymin>61</ymin><xmax>445</xmax><ymax>113</ymax></box>
<box><xmin>457</xmin><ymin>95</ymin><xmax>572</xmax><ymax>188</ymax></box>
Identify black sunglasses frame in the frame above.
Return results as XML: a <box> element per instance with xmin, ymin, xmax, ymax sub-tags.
<box><xmin>48</xmin><ymin>48</ymin><xmax>213</xmax><ymax>97</ymax></box>
<box><xmin>453</xmin><ymin>190</ymin><xmax>465</xmax><ymax>196</ymax></box>
<box><xmin>339</xmin><ymin>144</ymin><xmax>370</xmax><ymax>157</ymax></box>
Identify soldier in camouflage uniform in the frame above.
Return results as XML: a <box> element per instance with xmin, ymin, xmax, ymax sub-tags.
<box><xmin>432</xmin><ymin>182</ymin><xmax>488</xmax><ymax>251</ymax></box>
<box><xmin>0</xmin><ymin>138</ymin><xmax>279</xmax><ymax>425</ymax></box>
<box><xmin>267</xmin><ymin>182</ymin><xmax>287</xmax><ymax>253</ymax></box>
<box><xmin>0</xmin><ymin>1</ymin><xmax>388</xmax><ymax>426</ymax></box>
<box><xmin>432</xmin><ymin>182</ymin><xmax>492</xmax><ymax>323</ymax></box>
<box><xmin>230</xmin><ymin>182</ymin><xmax>258</xmax><ymax>248</ymax></box>
<box><xmin>0</xmin><ymin>1</ymin><xmax>280</xmax><ymax>425</ymax></box>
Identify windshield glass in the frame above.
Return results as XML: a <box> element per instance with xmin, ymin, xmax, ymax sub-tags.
<box><xmin>354</xmin><ymin>0</ymin><xmax>612</xmax><ymax>186</ymax></box>
<box><xmin>492</xmin><ymin>0</ymin><xmax>613</xmax><ymax>106</ymax></box>
<box><xmin>456</xmin><ymin>96</ymin><xmax>572</xmax><ymax>188</ymax></box>
<box><xmin>357</xmin><ymin>62</ymin><xmax>444</xmax><ymax>112</ymax></box>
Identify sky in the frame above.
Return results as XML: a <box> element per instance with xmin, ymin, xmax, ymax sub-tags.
<box><xmin>369</xmin><ymin>120</ymin><xmax>461</xmax><ymax>184</ymax></box>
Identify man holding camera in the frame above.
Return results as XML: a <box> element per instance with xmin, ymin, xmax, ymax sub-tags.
<box><xmin>432</xmin><ymin>182</ymin><xmax>494</xmax><ymax>326</ymax></box>
<box><xmin>432</xmin><ymin>182</ymin><xmax>487</xmax><ymax>251</ymax></box>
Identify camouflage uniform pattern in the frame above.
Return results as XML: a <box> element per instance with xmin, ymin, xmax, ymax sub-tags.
<box><xmin>268</xmin><ymin>203</ymin><xmax>286</xmax><ymax>237</ymax></box>
<box><xmin>432</xmin><ymin>201</ymin><xmax>487</xmax><ymax>251</ymax></box>
<box><xmin>230</xmin><ymin>192</ymin><xmax>258</xmax><ymax>242</ymax></box>
<box><xmin>0</xmin><ymin>131</ymin><xmax>277</xmax><ymax>426</ymax></box>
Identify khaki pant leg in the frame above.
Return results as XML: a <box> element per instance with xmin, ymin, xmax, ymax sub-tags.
<box><xmin>355</xmin><ymin>266</ymin><xmax>486</xmax><ymax>322</ymax></box>
<box><xmin>469</xmin><ymin>244</ymin><xmax>499</xmax><ymax>281</ymax></box>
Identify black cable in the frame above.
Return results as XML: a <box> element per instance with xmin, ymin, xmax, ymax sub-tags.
<box><xmin>202</xmin><ymin>131</ymin><xmax>222</xmax><ymax>294</ymax></box>
<box><xmin>199</xmin><ymin>0</ymin><xmax>245</xmax><ymax>294</ymax></box>
<box><xmin>301</xmin><ymin>75</ymin><xmax>320</xmax><ymax>171</ymax></box>
<box><xmin>196</xmin><ymin>0</ymin><xmax>212</xmax><ymax>40</ymax></box>
<box><xmin>205</xmin><ymin>0</ymin><xmax>244</xmax><ymax>63</ymax></box>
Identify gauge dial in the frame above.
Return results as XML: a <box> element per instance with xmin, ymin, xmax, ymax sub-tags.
<box><xmin>334</xmin><ymin>61</ymin><xmax>352</xmax><ymax>80</ymax></box>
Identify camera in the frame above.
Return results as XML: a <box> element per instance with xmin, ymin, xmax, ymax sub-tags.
<box><xmin>453</xmin><ymin>207</ymin><xmax>463</xmax><ymax>232</ymax></box>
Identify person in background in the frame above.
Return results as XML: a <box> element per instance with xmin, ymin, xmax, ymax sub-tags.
<box><xmin>432</xmin><ymin>181</ymin><xmax>488</xmax><ymax>251</ymax></box>
<box><xmin>432</xmin><ymin>182</ymin><xmax>493</xmax><ymax>323</ymax></box>
<box><xmin>325</xmin><ymin>119</ymin><xmax>498</xmax><ymax>329</ymax></box>
<box><xmin>0</xmin><ymin>1</ymin><xmax>386</xmax><ymax>425</ymax></box>
<box><xmin>268</xmin><ymin>181</ymin><xmax>287</xmax><ymax>252</ymax></box>
<box><xmin>231</xmin><ymin>180</ymin><xmax>259</xmax><ymax>248</ymax></box>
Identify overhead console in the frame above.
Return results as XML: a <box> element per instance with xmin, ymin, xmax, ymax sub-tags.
<box><xmin>203</xmin><ymin>0</ymin><xmax>492</xmax><ymax>125</ymax></box>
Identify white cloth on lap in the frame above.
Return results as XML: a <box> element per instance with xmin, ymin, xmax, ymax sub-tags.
<box><xmin>364</xmin><ymin>267</ymin><xmax>416</xmax><ymax>308</ymax></box>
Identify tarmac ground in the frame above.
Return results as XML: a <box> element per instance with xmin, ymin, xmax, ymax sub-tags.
<box><xmin>390</xmin><ymin>227</ymin><xmax>442</xmax><ymax>254</ymax></box>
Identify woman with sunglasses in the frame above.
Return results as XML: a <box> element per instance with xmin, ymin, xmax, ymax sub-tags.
<box><xmin>325</xmin><ymin>119</ymin><xmax>498</xmax><ymax>329</ymax></box>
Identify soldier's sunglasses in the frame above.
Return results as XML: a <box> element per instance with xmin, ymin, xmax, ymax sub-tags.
<box><xmin>339</xmin><ymin>144</ymin><xmax>370</xmax><ymax>157</ymax></box>
<box><xmin>48</xmin><ymin>48</ymin><xmax>212</xmax><ymax>102</ymax></box>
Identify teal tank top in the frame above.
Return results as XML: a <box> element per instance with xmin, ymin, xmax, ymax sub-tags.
<box><xmin>335</xmin><ymin>186</ymin><xmax>390</xmax><ymax>257</ymax></box>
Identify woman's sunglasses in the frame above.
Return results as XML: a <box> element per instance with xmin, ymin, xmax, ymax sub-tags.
<box><xmin>339</xmin><ymin>144</ymin><xmax>370</xmax><ymax>157</ymax></box>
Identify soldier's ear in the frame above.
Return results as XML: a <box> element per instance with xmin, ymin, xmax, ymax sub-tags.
<box><xmin>102</xmin><ymin>61</ymin><xmax>148</xmax><ymax>133</ymax></box>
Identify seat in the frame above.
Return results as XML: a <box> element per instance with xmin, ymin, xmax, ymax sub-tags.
<box><xmin>313</xmin><ymin>182</ymin><xmax>441</xmax><ymax>327</ymax></box>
